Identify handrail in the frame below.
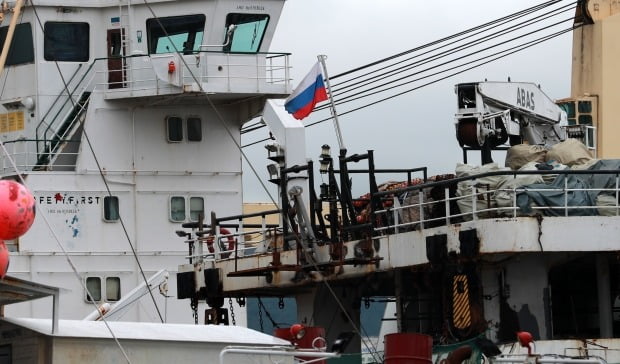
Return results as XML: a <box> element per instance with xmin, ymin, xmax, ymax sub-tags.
<box><xmin>372</xmin><ymin>167</ymin><xmax>620</xmax><ymax>233</ymax></box>
<box><xmin>374</xmin><ymin>168</ymin><xmax>620</xmax><ymax>198</ymax></box>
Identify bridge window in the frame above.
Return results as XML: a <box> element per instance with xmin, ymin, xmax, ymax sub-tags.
<box><xmin>147</xmin><ymin>14</ymin><xmax>205</xmax><ymax>54</ymax></box>
<box><xmin>0</xmin><ymin>23</ymin><xmax>33</xmax><ymax>65</ymax></box>
<box><xmin>224</xmin><ymin>13</ymin><xmax>269</xmax><ymax>53</ymax></box>
<box><xmin>103</xmin><ymin>196</ymin><xmax>119</xmax><ymax>222</ymax></box>
<box><xmin>44</xmin><ymin>22</ymin><xmax>89</xmax><ymax>62</ymax></box>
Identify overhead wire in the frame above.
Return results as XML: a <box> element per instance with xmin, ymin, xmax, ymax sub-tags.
<box><xmin>329</xmin><ymin>0</ymin><xmax>563</xmax><ymax>80</ymax></box>
<box><xmin>322</xmin><ymin>17</ymin><xmax>576</xmax><ymax>109</ymax></box>
<box><xmin>306</xmin><ymin>25</ymin><xmax>577</xmax><ymax>128</ymax></box>
<box><xmin>239</xmin><ymin>0</ymin><xmax>579</xmax><ymax>140</ymax></box>
<box><xmin>327</xmin><ymin>2</ymin><xmax>577</xmax><ymax>100</ymax></box>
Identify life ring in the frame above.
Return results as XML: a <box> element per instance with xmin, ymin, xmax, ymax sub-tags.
<box><xmin>205</xmin><ymin>228</ymin><xmax>236</xmax><ymax>253</ymax></box>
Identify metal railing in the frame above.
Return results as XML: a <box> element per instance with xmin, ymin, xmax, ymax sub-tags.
<box><xmin>181</xmin><ymin>209</ymin><xmax>282</xmax><ymax>264</ymax></box>
<box><xmin>95</xmin><ymin>51</ymin><xmax>291</xmax><ymax>94</ymax></box>
<box><xmin>0</xmin><ymin>139</ymin><xmax>80</xmax><ymax>173</ymax></box>
<box><xmin>10</xmin><ymin>50</ymin><xmax>291</xmax><ymax>173</ymax></box>
<box><xmin>373</xmin><ymin>168</ymin><xmax>620</xmax><ymax>234</ymax></box>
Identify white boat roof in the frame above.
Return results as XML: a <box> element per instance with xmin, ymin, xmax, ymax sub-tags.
<box><xmin>3</xmin><ymin>318</ymin><xmax>290</xmax><ymax>345</ymax></box>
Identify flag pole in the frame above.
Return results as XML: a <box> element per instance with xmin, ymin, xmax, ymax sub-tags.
<box><xmin>317</xmin><ymin>54</ymin><xmax>346</xmax><ymax>152</ymax></box>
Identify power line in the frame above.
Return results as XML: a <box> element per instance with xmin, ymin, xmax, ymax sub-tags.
<box><xmin>322</xmin><ymin>17</ymin><xmax>575</xmax><ymax>110</ymax></box>
<box><xmin>329</xmin><ymin>0</ymin><xmax>563</xmax><ymax>80</ymax></box>
<box><xmin>328</xmin><ymin>2</ymin><xmax>576</xmax><ymax>99</ymax></box>
<box><xmin>306</xmin><ymin>25</ymin><xmax>577</xmax><ymax>129</ymax></box>
<box><xmin>240</xmin><ymin>1</ymin><xmax>577</xmax><ymax>143</ymax></box>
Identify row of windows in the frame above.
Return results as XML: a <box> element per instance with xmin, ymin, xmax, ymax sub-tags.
<box><xmin>0</xmin><ymin>13</ymin><xmax>270</xmax><ymax>66</ymax></box>
<box><xmin>167</xmin><ymin>116</ymin><xmax>202</xmax><ymax>142</ymax></box>
<box><xmin>85</xmin><ymin>276</ymin><xmax>121</xmax><ymax>302</ymax></box>
<box><xmin>103</xmin><ymin>195</ymin><xmax>204</xmax><ymax>223</ymax></box>
<box><xmin>171</xmin><ymin>196</ymin><xmax>205</xmax><ymax>222</ymax></box>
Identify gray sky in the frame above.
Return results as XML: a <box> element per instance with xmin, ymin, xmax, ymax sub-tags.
<box><xmin>242</xmin><ymin>0</ymin><xmax>573</xmax><ymax>201</ymax></box>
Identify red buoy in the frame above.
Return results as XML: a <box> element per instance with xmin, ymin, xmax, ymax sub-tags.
<box><xmin>0</xmin><ymin>180</ymin><xmax>36</xmax><ymax>240</ymax></box>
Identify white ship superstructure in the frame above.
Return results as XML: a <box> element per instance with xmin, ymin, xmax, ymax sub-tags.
<box><xmin>0</xmin><ymin>0</ymin><xmax>290</xmax><ymax>323</ymax></box>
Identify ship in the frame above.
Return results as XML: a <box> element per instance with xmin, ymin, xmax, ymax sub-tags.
<box><xmin>170</xmin><ymin>0</ymin><xmax>620</xmax><ymax>363</ymax></box>
<box><xmin>0</xmin><ymin>0</ymin><xmax>618</xmax><ymax>363</ymax></box>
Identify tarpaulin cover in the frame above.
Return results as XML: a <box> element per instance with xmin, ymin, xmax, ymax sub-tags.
<box><xmin>517</xmin><ymin>159</ymin><xmax>620</xmax><ymax>216</ymax></box>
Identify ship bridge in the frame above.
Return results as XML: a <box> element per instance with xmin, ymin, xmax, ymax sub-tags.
<box><xmin>0</xmin><ymin>0</ymin><xmax>290</xmax><ymax>174</ymax></box>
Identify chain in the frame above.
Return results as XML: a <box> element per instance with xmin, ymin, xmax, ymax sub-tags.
<box><xmin>258</xmin><ymin>298</ymin><xmax>264</xmax><ymax>332</ymax></box>
<box><xmin>190</xmin><ymin>297</ymin><xmax>198</xmax><ymax>324</ymax></box>
<box><xmin>228</xmin><ymin>297</ymin><xmax>236</xmax><ymax>326</ymax></box>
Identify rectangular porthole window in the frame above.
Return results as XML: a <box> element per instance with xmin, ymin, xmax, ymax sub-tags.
<box><xmin>170</xmin><ymin>196</ymin><xmax>186</xmax><ymax>222</ymax></box>
<box><xmin>103</xmin><ymin>196</ymin><xmax>120</xmax><ymax>221</ymax></box>
<box><xmin>167</xmin><ymin>116</ymin><xmax>183</xmax><ymax>142</ymax></box>
<box><xmin>44</xmin><ymin>22</ymin><xmax>89</xmax><ymax>62</ymax></box>
<box><xmin>187</xmin><ymin>117</ymin><xmax>202</xmax><ymax>141</ymax></box>
<box><xmin>189</xmin><ymin>197</ymin><xmax>204</xmax><ymax>222</ymax></box>
<box><xmin>85</xmin><ymin>277</ymin><xmax>101</xmax><ymax>301</ymax></box>
<box><xmin>106</xmin><ymin>277</ymin><xmax>121</xmax><ymax>302</ymax></box>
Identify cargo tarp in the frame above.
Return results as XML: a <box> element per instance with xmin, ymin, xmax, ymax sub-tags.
<box><xmin>517</xmin><ymin>159</ymin><xmax>620</xmax><ymax>216</ymax></box>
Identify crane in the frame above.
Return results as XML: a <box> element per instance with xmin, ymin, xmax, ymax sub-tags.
<box><xmin>454</xmin><ymin>81</ymin><xmax>568</xmax><ymax>164</ymax></box>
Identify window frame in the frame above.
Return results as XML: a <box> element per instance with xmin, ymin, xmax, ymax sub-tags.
<box><xmin>146</xmin><ymin>14</ymin><xmax>206</xmax><ymax>55</ymax></box>
<box><xmin>85</xmin><ymin>276</ymin><xmax>102</xmax><ymax>302</ymax></box>
<box><xmin>105</xmin><ymin>276</ymin><xmax>121</xmax><ymax>302</ymax></box>
<box><xmin>85</xmin><ymin>275</ymin><xmax>122</xmax><ymax>303</ymax></box>
<box><xmin>224</xmin><ymin>13</ymin><xmax>270</xmax><ymax>53</ymax></box>
<box><xmin>43</xmin><ymin>21</ymin><xmax>90</xmax><ymax>62</ymax></box>
<box><xmin>169</xmin><ymin>196</ymin><xmax>186</xmax><ymax>222</ymax></box>
<box><xmin>166</xmin><ymin>115</ymin><xmax>184</xmax><ymax>143</ymax></box>
<box><xmin>103</xmin><ymin>195</ymin><xmax>120</xmax><ymax>222</ymax></box>
<box><xmin>186</xmin><ymin>116</ymin><xmax>202</xmax><ymax>142</ymax></box>
<box><xmin>169</xmin><ymin>195</ymin><xmax>205</xmax><ymax>222</ymax></box>
<box><xmin>189</xmin><ymin>196</ymin><xmax>205</xmax><ymax>222</ymax></box>
<box><xmin>0</xmin><ymin>22</ymin><xmax>34</xmax><ymax>66</ymax></box>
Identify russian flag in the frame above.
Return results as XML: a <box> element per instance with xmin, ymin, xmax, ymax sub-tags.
<box><xmin>285</xmin><ymin>62</ymin><xmax>328</xmax><ymax>120</ymax></box>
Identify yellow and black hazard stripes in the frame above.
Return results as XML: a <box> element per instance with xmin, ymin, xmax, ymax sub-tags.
<box><xmin>452</xmin><ymin>274</ymin><xmax>472</xmax><ymax>330</ymax></box>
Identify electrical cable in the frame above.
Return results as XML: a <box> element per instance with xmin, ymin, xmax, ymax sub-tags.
<box><xmin>329</xmin><ymin>0</ymin><xmax>562</xmax><ymax>80</ymax></box>
<box><xmin>239</xmin><ymin>1</ymin><xmax>578</xmax><ymax>143</ymax></box>
<box><xmin>329</xmin><ymin>2</ymin><xmax>576</xmax><ymax>98</ymax></box>
<box><xmin>306</xmin><ymin>25</ymin><xmax>577</xmax><ymax>129</ymax></box>
<box><xmin>323</xmin><ymin>18</ymin><xmax>575</xmax><ymax>109</ymax></box>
